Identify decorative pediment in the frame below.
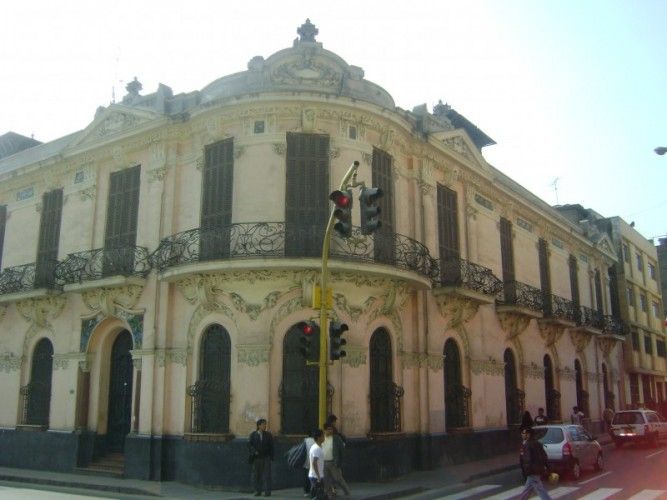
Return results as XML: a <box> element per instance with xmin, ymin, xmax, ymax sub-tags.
<box><xmin>69</xmin><ymin>104</ymin><xmax>161</xmax><ymax>148</ymax></box>
<box><xmin>595</xmin><ymin>234</ymin><xmax>617</xmax><ymax>261</ymax></box>
<box><xmin>431</xmin><ymin>130</ymin><xmax>488</xmax><ymax>172</ymax></box>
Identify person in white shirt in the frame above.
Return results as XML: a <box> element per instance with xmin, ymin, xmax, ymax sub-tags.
<box><xmin>308</xmin><ymin>429</ymin><xmax>325</xmax><ymax>498</ymax></box>
<box><xmin>302</xmin><ymin>433</ymin><xmax>316</xmax><ymax>497</ymax></box>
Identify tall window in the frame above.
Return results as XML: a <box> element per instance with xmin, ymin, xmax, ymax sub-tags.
<box><xmin>574</xmin><ymin>359</ymin><xmax>588</xmax><ymax>416</ymax></box>
<box><xmin>500</xmin><ymin>218</ymin><xmax>515</xmax><ymax>302</ymax></box>
<box><xmin>569</xmin><ymin>255</ymin><xmax>580</xmax><ymax>313</ymax></box>
<box><xmin>629</xmin><ymin>373</ymin><xmax>639</xmax><ymax>406</ymax></box>
<box><xmin>285</xmin><ymin>133</ymin><xmax>329</xmax><ymax>257</ymax></box>
<box><xmin>538</xmin><ymin>238</ymin><xmax>551</xmax><ymax>313</ymax></box>
<box><xmin>370</xmin><ymin>328</ymin><xmax>400</xmax><ymax>432</ymax></box>
<box><xmin>437</xmin><ymin>185</ymin><xmax>460</xmax><ymax>283</ymax></box>
<box><xmin>608</xmin><ymin>266</ymin><xmax>621</xmax><ymax>317</ymax></box>
<box><xmin>281</xmin><ymin>324</ymin><xmax>318</xmax><ymax>434</ymax></box>
<box><xmin>372</xmin><ymin>148</ymin><xmax>395</xmax><ymax>263</ymax></box>
<box><xmin>594</xmin><ymin>270</ymin><xmax>604</xmax><ymax>314</ymax></box>
<box><xmin>504</xmin><ymin>348</ymin><xmax>522</xmax><ymax>426</ymax></box>
<box><xmin>35</xmin><ymin>189</ymin><xmax>63</xmax><ymax>287</ymax></box>
<box><xmin>194</xmin><ymin>325</ymin><xmax>231</xmax><ymax>433</ymax></box>
<box><xmin>200</xmin><ymin>139</ymin><xmax>234</xmax><ymax>260</ymax></box>
<box><xmin>104</xmin><ymin>165</ymin><xmax>140</xmax><ymax>274</ymax></box>
<box><xmin>0</xmin><ymin>205</ymin><xmax>6</xmax><ymax>269</ymax></box>
<box><xmin>24</xmin><ymin>338</ymin><xmax>54</xmax><ymax>426</ymax></box>
<box><xmin>543</xmin><ymin>355</ymin><xmax>560</xmax><ymax>421</ymax></box>
<box><xmin>444</xmin><ymin>339</ymin><xmax>469</xmax><ymax>429</ymax></box>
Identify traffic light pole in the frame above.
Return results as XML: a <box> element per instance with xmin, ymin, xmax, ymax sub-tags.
<box><xmin>318</xmin><ymin>160</ymin><xmax>360</xmax><ymax>428</ymax></box>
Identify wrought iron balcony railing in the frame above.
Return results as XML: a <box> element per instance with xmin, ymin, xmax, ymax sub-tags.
<box><xmin>497</xmin><ymin>280</ymin><xmax>543</xmax><ymax>312</ymax></box>
<box><xmin>602</xmin><ymin>315</ymin><xmax>628</xmax><ymax>336</ymax></box>
<box><xmin>543</xmin><ymin>293</ymin><xmax>578</xmax><ymax>323</ymax></box>
<box><xmin>151</xmin><ymin>223</ymin><xmax>437</xmax><ymax>279</ymax></box>
<box><xmin>579</xmin><ymin>306</ymin><xmax>605</xmax><ymax>330</ymax></box>
<box><xmin>436</xmin><ymin>257</ymin><xmax>503</xmax><ymax>296</ymax></box>
<box><xmin>55</xmin><ymin>246</ymin><xmax>152</xmax><ymax>285</ymax></box>
<box><xmin>0</xmin><ymin>262</ymin><xmax>60</xmax><ymax>295</ymax></box>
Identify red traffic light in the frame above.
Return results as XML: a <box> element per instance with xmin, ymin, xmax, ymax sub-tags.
<box><xmin>329</xmin><ymin>190</ymin><xmax>352</xmax><ymax>208</ymax></box>
<box><xmin>297</xmin><ymin>321</ymin><xmax>316</xmax><ymax>335</ymax></box>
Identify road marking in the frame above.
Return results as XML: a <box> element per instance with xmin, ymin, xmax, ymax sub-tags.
<box><xmin>481</xmin><ymin>485</ymin><xmax>526</xmax><ymax>499</ymax></box>
<box><xmin>0</xmin><ymin>488</ymin><xmax>103</xmax><ymax>499</ymax></box>
<box><xmin>578</xmin><ymin>471</ymin><xmax>612</xmax><ymax>485</ymax></box>
<box><xmin>627</xmin><ymin>490</ymin><xmax>667</xmax><ymax>500</ymax></box>
<box><xmin>548</xmin><ymin>486</ymin><xmax>580</xmax><ymax>498</ymax></box>
<box><xmin>440</xmin><ymin>484</ymin><xmax>501</xmax><ymax>499</ymax></box>
<box><xmin>577</xmin><ymin>488</ymin><xmax>623</xmax><ymax>500</ymax></box>
<box><xmin>645</xmin><ymin>450</ymin><xmax>664</xmax><ymax>459</ymax></box>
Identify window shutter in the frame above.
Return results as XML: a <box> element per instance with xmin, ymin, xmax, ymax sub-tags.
<box><xmin>0</xmin><ymin>205</ymin><xmax>7</xmax><ymax>270</ymax></box>
<box><xmin>105</xmin><ymin>165</ymin><xmax>140</xmax><ymax>250</ymax></box>
<box><xmin>594</xmin><ymin>269</ymin><xmax>604</xmax><ymax>314</ymax></box>
<box><xmin>35</xmin><ymin>189</ymin><xmax>63</xmax><ymax>287</ymax></box>
<box><xmin>437</xmin><ymin>185</ymin><xmax>459</xmax><ymax>260</ymax></box>
<box><xmin>371</xmin><ymin>148</ymin><xmax>394</xmax><ymax>263</ymax></box>
<box><xmin>499</xmin><ymin>218</ymin><xmax>515</xmax><ymax>283</ymax></box>
<box><xmin>569</xmin><ymin>254</ymin><xmax>580</xmax><ymax>308</ymax></box>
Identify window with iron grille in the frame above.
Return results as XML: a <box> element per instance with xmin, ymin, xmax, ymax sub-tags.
<box><xmin>24</xmin><ymin>338</ymin><xmax>53</xmax><ymax>426</ymax></box>
<box><xmin>627</xmin><ymin>286</ymin><xmax>635</xmax><ymax>307</ymax></box>
<box><xmin>370</xmin><ymin>328</ymin><xmax>399</xmax><ymax>433</ymax></box>
<box><xmin>200</xmin><ymin>139</ymin><xmax>234</xmax><ymax>260</ymax></box>
<box><xmin>104</xmin><ymin>166</ymin><xmax>140</xmax><ymax>273</ymax></box>
<box><xmin>372</xmin><ymin>148</ymin><xmax>395</xmax><ymax>263</ymax></box>
<box><xmin>285</xmin><ymin>133</ymin><xmax>329</xmax><ymax>258</ymax></box>
<box><xmin>609</xmin><ymin>266</ymin><xmax>621</xmax><ymax>317</ymax></box>
<box><xmin>0</xmin><ymin>205</ymin><xmax>6</xmax><ymax>270</ymax></box>
<box><xmin>444</xmin><ymin>338</ymin><xmax>469</xmax><ymax>429</ymax></box>
<box><xmin>35</xmin><ymin>189</ymin><xmax>63</xmax><ymax>287</ymax></box>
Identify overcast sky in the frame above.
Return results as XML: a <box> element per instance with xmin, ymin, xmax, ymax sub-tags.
<box><xmin>1</xmin><ymin>0</ymin><xmax>665</xmax><ymax>241</ymax></box>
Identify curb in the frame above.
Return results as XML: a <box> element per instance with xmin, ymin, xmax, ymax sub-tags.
<box><xmin>0</xmin><ymin>473</ymin><xmax>159</xmax><ymax>497</ymax></box>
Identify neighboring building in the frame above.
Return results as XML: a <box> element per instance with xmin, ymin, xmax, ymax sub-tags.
<box><xmin>0</xmin><ymin>21</ymin><xmax>626</xmax><ymax>487</ymax></box>
<box><xmin>657</xmin><ymin>238</ymin><xmax>667</xmax><ymax>314</ymax></box>
<box><xmin>557</xmin><ymin>205</ymin><xmax>667</xmax><ymax>410</ymax></box>
<box><xmin>0</xmin><ymin>132</ymin><xmax>41</xmax><ymax>160</ymax></box>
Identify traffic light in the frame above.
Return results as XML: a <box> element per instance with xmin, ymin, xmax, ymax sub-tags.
<box><xmin>330</xmin><ymin>189</ymin><xmax>353</xmax><ymax>238</ymax></box>
<box><xmin>297</xmin><ymin>320</ymin><xmax>319</xmax><ymax>359</ymax></box>
<box><xmin>329</xmin><ymin>321</ymin><xmax>348</xmax><ymax>361</ymax></box>
<box><xmin>359</xmin><ymin>186</ymin><xmax>383</xmax><ymax>235</ymax></box>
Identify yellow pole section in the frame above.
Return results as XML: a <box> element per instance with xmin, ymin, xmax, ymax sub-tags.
<box><xmin>318</xmin><ymin>160</ymin><xmax>360</xmax><ymax>428</ymax></box>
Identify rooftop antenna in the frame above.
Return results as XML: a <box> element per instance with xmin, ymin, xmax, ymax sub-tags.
<box><xmin>550</xmin><ymin>177</ymin><xmax>560</xmax><ymax>205</ymax></box>
<box><xmin>111</xmin><ymin>47</ymin><xmax>122</xmax><ymax>104</ymax></box>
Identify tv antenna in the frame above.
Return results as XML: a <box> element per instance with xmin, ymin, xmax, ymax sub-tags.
<box><xmin>550</xmin><ymin>177</ymin><xmax>560</xmax><ymax>205</ymax></box>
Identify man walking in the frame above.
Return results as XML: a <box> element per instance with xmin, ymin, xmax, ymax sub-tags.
<box><xmin>323</xmin><ymin>422</ymin><xmax>351</xmax><ymax>497</ymax></box>
<box><xmin>249</xmin><ymin>418</ymin><xmax>274</xmax><ymax>496</ymax></box>
<box><xmin>308</xmin><ymin>429</ymin><xmax>326</xmax><ymax>499</ymax></box>
<box><xmin>519</xmin><ymin>427</ymin><xmax>551</xmax><ymax>500</ymax></box>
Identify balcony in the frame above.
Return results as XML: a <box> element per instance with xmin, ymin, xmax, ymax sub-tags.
<box><xmin>151</xmin><ymin>223</ymin><xmax>437</xmax><ymax>283</ymax></box>
<box><xmin>0</xmin><ymin>262</ymin><xmax>60</xmax><ymax>302</ymax></box>
<box><xmin>496</xmin><ymin>280</ymin><xmax>543</xmax><ymax>318</ymax></box>
<box><xmin>601</xmin><ymin>315</ymin><xmax>628</xmax><ymax>337</ymax></box>
<box><xmin>542</xmin><ymin>293</ymin><xmax>578</xmax><ymax>327</ymax></box>
<box><xmin>576</xmin><ymin>305</ymin><xmax>605</xmax><ymax>333</ymax></box>
<box><xmin>55</xmin><ymin>246</ymin><xmax>151</xmax><ymax>290</ymax></box>
<box><xmin>433</xmin><ymin>257</ymin><xmax>503</xmax><ymax>305</ymax></box>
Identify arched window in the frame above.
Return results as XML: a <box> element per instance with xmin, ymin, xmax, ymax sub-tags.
<box><xmin>543</xmin><ymin>354</ymin><xmax>560</xmax><ymax>421</ymax></box>
<box><xmin>444</xmin><ymin>338</ymin><xmax>470</xmax><ymax>429</ymax></box>
<box><xmin>504</xmin><ymin>348</ymin><xmax>523</xmax><ymax>427</ymax></box>
<box><xmin>574</xmin><ymin>359</ymin><xmax>589</xmax><ymax>417</ymax></box>
<box><xmin>192</xmin><ymin>324</ymin><xmax>231</xmax><ymax>433</ymax></box>
<box><xmin>23</xmin><ymin>338</ymin><xmax>53</xmax><ymax>426</ymax></box>
<box><xmin>281</xmin><ymin>325</ymin><xmax>318</xmax><ymax>434</ymax></box>
<box><xmin>370</xmin><ymin>328</ymin><xmax>401</xmax><ymax>432</ymax></box>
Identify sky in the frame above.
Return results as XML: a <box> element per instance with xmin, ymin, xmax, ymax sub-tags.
<box><xmin>1</xmin><ymin>0</ymin><xmax>665</xmax><ymax>241</ymax></box>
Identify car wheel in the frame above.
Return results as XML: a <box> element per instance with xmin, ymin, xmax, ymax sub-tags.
<box><xmin>594</xmin><ymin>453</ymin><xmax>603</xmax><ymax>471</ymax></box>
<box><xmin>570</xmin><ymin>460</ymin><xmax>581</xmax><ymax>480</ymax></box>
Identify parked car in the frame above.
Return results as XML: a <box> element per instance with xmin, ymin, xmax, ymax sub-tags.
<box><xmin>609</xmin><ymin>409</ymin><xmax>667</xmax><ymax>448</ymax></box>
<box><xmin>532</xmin><ymin>424</ymin><xmax>603</xmax><ymax>480</ymax></box>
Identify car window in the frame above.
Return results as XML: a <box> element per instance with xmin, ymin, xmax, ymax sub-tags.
<box><xmin>569</xmin><ymin>426</ymin><xmax>584</xmax><ymax>441</ymax></box>
<box><xmin>646</xmin><ymin>412</ymin><xmax>659</xmax><ymax>423</ymax></box>
<box><xmin>535</xmin><ymin>427</ymin><xmax>564</xmax><ymax>444</ymax></box>
<box><xmin>612</xmin><ymin>412</ymin><xmax>643</xmax><ymax>425</ymax></box>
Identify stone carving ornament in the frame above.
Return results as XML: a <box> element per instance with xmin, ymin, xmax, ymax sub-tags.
<box><xmin>0</xmin><ymin>354</ymin><xmax>23</xmax><ymax>373</ymax></box>
<box><xmin>237</xmin><ymin>344</ymin><xmax>270</xmax><ymax>367</ymax></box>
<box><xmin>82</xmin><ymin>285</ymin><xmax>143</xmax><ymax>317</ymax></box>
<box><xmin>471</xmin><ymin>357</ymin><xmax>504</xmax><ymax>376</ymax></box>
<box><xmin>569</xmin><ymin>329</ymin><xmax>592</xmax><ymax>353</ymax></box>
<box><xmin>498</xmin><ymin>311</ymin><xmax>530</xmax><ymax>340</ymax></box>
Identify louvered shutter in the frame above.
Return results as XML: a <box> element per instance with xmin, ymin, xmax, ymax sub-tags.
<box><xmin>500</xmin><ymin>218</ymin><xmax>515</xmax><ymax>302</ymax></box>
<box><xmin>104</xmin><ymin>165</ymin><xmax>140</xmax><ymax>274</ymax></box>
<box><xmin>35</xmin><ymin>189</ymin><xmax>63</xmax><ymax>287</ymax></box>
<box><xmin>0</xmin><ymin>205</ymin><xmax>6</xmax><ymax>270</ymax></box>
<box><xmin>569</xmin><ymin>254</ymin><xmax>580</xmax><ymax>308</ymax></box>
<box><xmin>539</xmin><ymin>238</ymin><xmax>552</xmax><ymax>313</ymax></box>
<box><xmin>594</xmin><ymin>269</ymin><xmax>604</xmax><ymax>314</ymax></box>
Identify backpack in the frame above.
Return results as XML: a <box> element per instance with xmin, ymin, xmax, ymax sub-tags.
<box><xmin>286</xmin><ymin>441</ymin><xmax>307</xmax><ymax>469</ymax></box>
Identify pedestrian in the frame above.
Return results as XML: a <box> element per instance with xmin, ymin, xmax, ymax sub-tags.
<box><xmin>249</xmin><ymin>418</ymin><xmax>274</xmax><ymax>497</ymax></box>
<box><xmin>521</xmin><ymin>410</ymin><xmax>534</xmax><ymax>430</ymax></box>
<box><xmin>308</xmin><ymin>429</ymin><xmax>326</xmax><ymax>499</ymax></box>
<box><xmin>325</xmin><ymin>414</ymin><xmax>347</xmax><ymax>444</ymax></box>
<box><xmin>570</xmin><ymin>406</ymin><xmax>584</xmax><ymax>425</ymax></box>
<box><xmin>519</xmin><ymin>427</ymin><xmax>552</xmax><ymax>500</ymax></box>
<box><xmin>302</xmin><ymin>432</ymin><xmax>316</xmax><ymax>497</ymax></box>
<box><xmin>323</xmin><ymin>422</ymin><xmax>351</xmax><ymax>497</ymax></box>
<box><xmin>602</xmin><ymin>406</ymin><xmax>615</xmax><ymax>435</ymax></box>
<box><xmin>534</xmin><ymin>408</ymin><xmax>547</xmax><ymax>425</ymax></box>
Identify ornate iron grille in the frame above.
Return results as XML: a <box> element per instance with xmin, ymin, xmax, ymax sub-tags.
<box><xmin>20</xmin><ymin>381</ymin><xmax>51</xmax><ymax>426</ymax></box>
<box><xmin>150</xmin><ymin>223</ymin><xmax>437</xmax><ymax>279</ymax></box>
<box><xmin>0</xmin><ymin>262</ymin><xmax>60</xmax><ymax>294</ymax></box>
<box><xmin>497</xmin><ymin>280</ymin><xmax>543</xmax><ymax>311</ymax></box>
<box><xmin>445</xmin><ymin>384</ymin><xmax>471</xmax><ymax>429</ymax></box>
<box><xmin>437</xmin><ymin>257</ymin><xmax>503</xmax><ymax>295</ymax></box>
<box><xmin>579</xmin><ymin>306</ymin><xmax>604</xmax><ymax>330</ymax></box>
<box><xmin>546</xmin><ymin>388</ymin><xmax>561</xmax><ymax>422</ymax></box>
<box><xmin>54</xmin><ymin>246</ymin><xmax>151</xmax><ymax>285</ymax></box>
<box><xmin>507</xmin><ymin>388</ymin><xmax>525</xmax><ymax>426</ymax></box>
<box><xmin>602</xmin><ymin>315</ymin><xmax>627</xmax><ymax>336</ymax></box>
<box><xmin>370</xmin><ymin>382</ymin><xmax>404</xmax><ymax>433</ymax></box>
<box><xmin>544</xmin><ymin>294</ymin><xmax>577</xmax><ymax>323</ymax></box>
<box><xmin>187</xmin><ymin>380</ymin><xmax>230</xmax><ymax>433</ymax></box>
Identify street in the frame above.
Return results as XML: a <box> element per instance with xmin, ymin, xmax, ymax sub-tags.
<box><xmin>406</xmin><ymin>443</ymin><xmax>667</xmax><ymax>500</ymax></box>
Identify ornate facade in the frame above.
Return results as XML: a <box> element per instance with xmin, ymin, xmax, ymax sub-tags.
<box><xmin>0</xmin><ymin>20</ymin><xmax>627</xmax><ymax>487</ymax></box>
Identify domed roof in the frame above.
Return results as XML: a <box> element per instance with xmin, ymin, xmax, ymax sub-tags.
<box><xmin>201</xmin><ymin>19</ymin><xmax>395</xmax><ymax>109</ymax></box>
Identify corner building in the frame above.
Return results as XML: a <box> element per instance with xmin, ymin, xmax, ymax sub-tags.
<box><xmin>0</xmin><ymin>21</ymin><xmax>626</xmax><ymax>487</ymax></box>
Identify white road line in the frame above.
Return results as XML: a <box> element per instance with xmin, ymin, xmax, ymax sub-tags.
<box><xmin>627</xmin><ymin>490</ymin><xmax>667</xmax><ymax>500</ymax></box>
<box><xmin>576</xmin><ymin>488</ymin><xmax>623</xmax><ymax>500</ymax></box>
<box><xmin>481</xmin><ymin>485</ymin><xmax>526</xmax><ymax>499</ymax></box>
<box><xmin>577</xmin><ymin>471</ymin><xmax>612</xmax><ymax>485</ymax></box>
<box><xmin>0</xmin><ymin>488</ymin><xmax>104</xmax><ymax>499</ymax></box>
<box><xmin>440</xmin><ymin>484</ymin><xmax>501</xmax><ymax>499</ymax></box>
<box><xmin>645</xmin><ymin>450</ymin><xmax>664</xmax><ymax>459</ymax></box>
<box><xmin>547</xmin><ymin>486</ymin><xmax>580</xmax><ymax>498</ymax></box>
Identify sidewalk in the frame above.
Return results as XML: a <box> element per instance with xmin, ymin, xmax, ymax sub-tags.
<box><xmin>0</xmin><ymin>434</ymin><xmax>612</xmax><ymax>499</ymax></box>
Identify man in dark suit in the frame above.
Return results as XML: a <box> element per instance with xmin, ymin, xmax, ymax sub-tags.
<box><xmin>249</xmin><ymin>418</ymin><xmax>274</xmax><ymax>496</ymax></box>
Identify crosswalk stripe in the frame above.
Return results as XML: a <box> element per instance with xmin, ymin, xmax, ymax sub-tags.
<box><xmin>577</xmin><ymin>488</ymin><xmax>623</xmax><ymax>500</ymax></box>
<box><xmin>548</xmin><ymin>486</ymin><xmax>580</xmax><ymax>498</ymax></box>
<box><xmin>627</xmin><ymin>490</ymin><xmax>667</xmax><ymax>500</ymax></box>
<box><xmin>0</xmin><ymin>488</ymin><xmax>103</xmax><ymax>499</ymax></box>
<box><xmin>481</xmin><ymin>486</ymin><xmax>526</xmax><ymax>499</ymax></box>
<box><xmin>440</xmin><ymin>484</ymin><xmax>501</xmax><ymax>499</ymax></box>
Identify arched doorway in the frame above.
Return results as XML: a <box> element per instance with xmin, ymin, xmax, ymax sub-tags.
<box><xmin>24</xmin><ymin>338</ymin><xmax>54</xmax><ymax>427</ymax></box>
<box><xmin>504</xmin><ymin>348</ymin><xmax>523</xmax><ymax>427</ymax></box>
<box><xmin>281</xmin><ymin>324</ymin><xmax>318</xmax><ymax>434</ymax></box>
<box><xmin>192</xmin><ymin>324</ymin><xmax>231</xmax><ymax>433</ymax></box>
<box><xmin>370</xmin><ymin>328</ymin><xmax>401</xmax><ymax>433</ymax></box>
<box><xmin>444</xmin><ymin>338</ymin><xmax>470</xmax><ymax>429</ymax></box>
<box><xmin>544</xmin><ymin>354</ymin><xmax>560</xmax><ymax>422</ymax></box>
<box><xmin>107</xmin><ymin>330</ymin><xmax>133</xmax><ymax>452</ymax></box>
